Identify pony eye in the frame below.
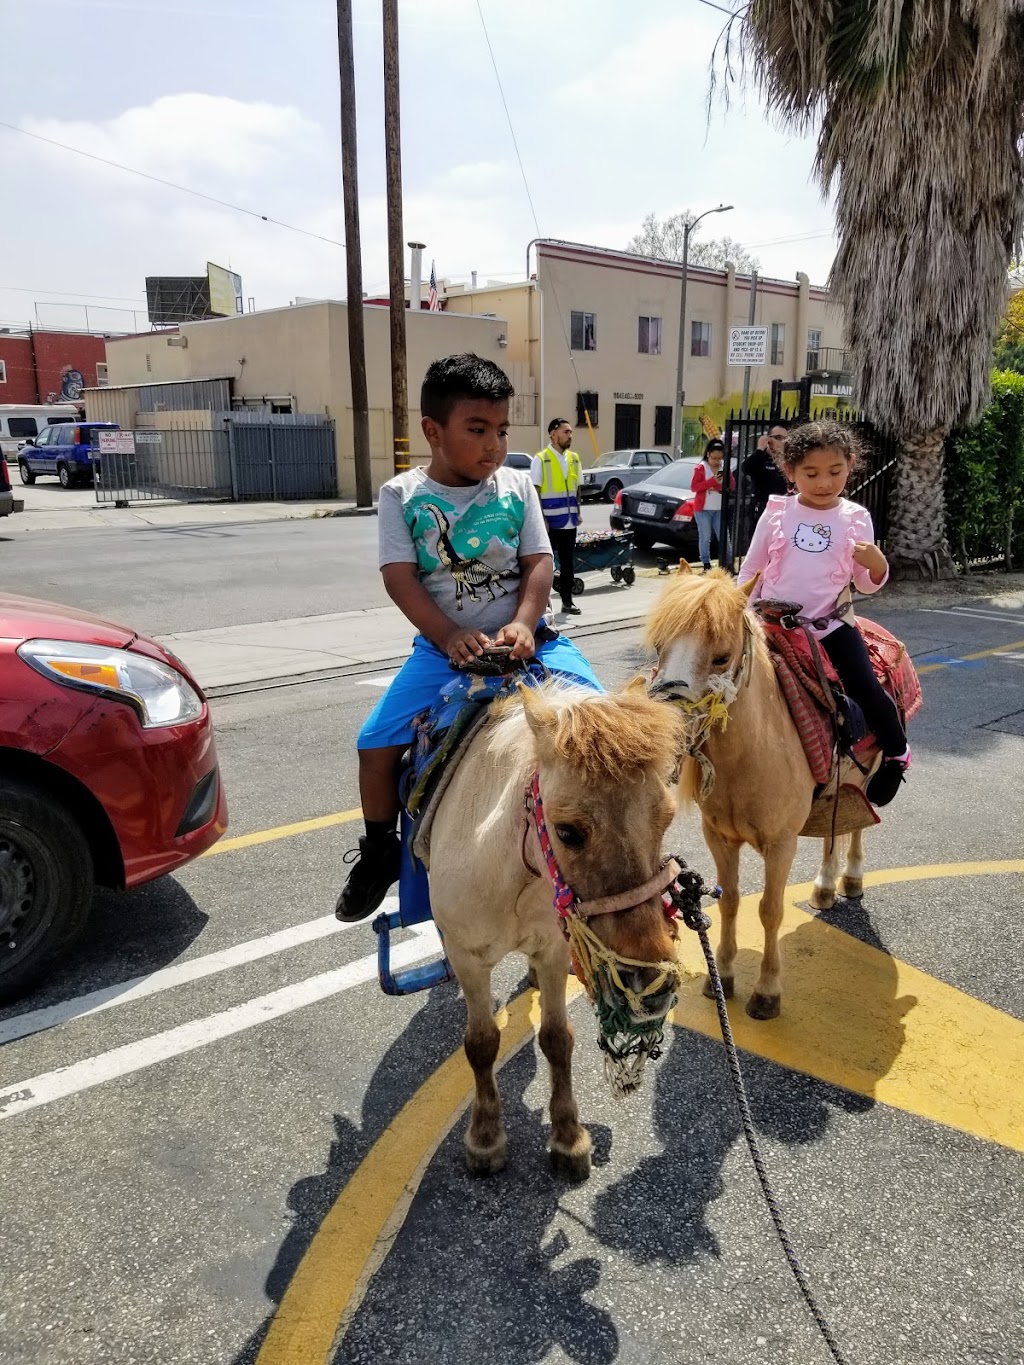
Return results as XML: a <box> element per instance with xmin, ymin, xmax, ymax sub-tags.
<box><xmin>554</xmin><ymin>823</ymin><xmax>587</xmax><ymax>849</ymax></box>
<box><xmin>711</xmin><ymin>654</ymin><xmax>730</xmax><ymax>668</ymax></box>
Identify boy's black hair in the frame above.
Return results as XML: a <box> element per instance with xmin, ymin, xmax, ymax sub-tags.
<box><xmin>420</xmin><ymin>353</ymin><xmax>514</xmax><ymax>425</ymax></box>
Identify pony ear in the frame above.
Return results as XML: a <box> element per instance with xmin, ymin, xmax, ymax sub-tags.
<box><xmin>740</xmin><ymin>571</ymin><xmax>760</xmax><ymax>600</ymax></box>
<box><xmin>518</xmin><ymin>682</ymin><xmax>559</xmax><ymax>744</ymax></box>
<box><xmin>624</xmin><ymin>674</ymin><xmax>649</xmax><ymax>696</ymax></box>
<box><xmin>677</xmin><ymin>558</ymin><xmax>693</xmax><ymax>575</ymax></box>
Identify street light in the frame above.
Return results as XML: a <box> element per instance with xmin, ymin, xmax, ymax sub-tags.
<box><xmin>672</xmin><ymin>204</ymin><xmax>734</xmax><ymax>456</ymax></box>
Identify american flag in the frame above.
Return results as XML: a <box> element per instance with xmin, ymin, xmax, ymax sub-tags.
<box><xmin>428</xmin><ymin>261</ymin><xmax>439</xmax><ymax>311</ymax></box>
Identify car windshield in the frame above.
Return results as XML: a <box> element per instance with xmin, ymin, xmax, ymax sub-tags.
<box><xmin>592</xmin><ymin>451</ymin><xmax>631</xmax><ymax>468</ymax></box>
<box><xmin>641</xmin><ymin>461</ymin><xmax>696</xmax><ymax>490</ymax></box>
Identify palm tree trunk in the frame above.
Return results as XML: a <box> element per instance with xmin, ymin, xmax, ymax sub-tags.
<box><xmin>887</xmin><ymin>427</ymin><xmax>958</xmax><ymax>579</ymax></box>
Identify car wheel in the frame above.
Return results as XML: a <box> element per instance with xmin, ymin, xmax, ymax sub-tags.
<box><xmin>632</xmin><ymin>530</ymin><xmax>656</xmax><ymax>552</ymax></box>
<box><xmin>603</xmin><ymin>480</ymin><xmax>623</xmax><ymax>503</ymax></box>
<box><xmin>0</xmin><ymin>778</ymin><xmax>94</xmax><ymax>1004</ymax></box>
<box><xmin>18</xmin><ymin>459</ymin><xmax>35</xmax><ymax>486</ymax></box>
<box><xmin>57</xmin><ymin>462</ymin><xmax>72</xmax><ymax>488</ymax></box>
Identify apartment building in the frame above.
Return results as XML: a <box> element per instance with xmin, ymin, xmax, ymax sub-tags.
<box><xmin>443</xmin><ymin>239</ymin><xmax>845</xmax><ymax>454</ymax></box>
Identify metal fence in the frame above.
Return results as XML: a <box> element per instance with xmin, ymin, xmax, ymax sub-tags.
<box><xmin>719</xmin><ymin>409</ymin><xmax>899</xmax><ymax>570</ymax></box>
<box><xmin>93</xmin><ymin>420</ymin><xmax>338</xmax><ymax>504</ymax></box>
<box><xmin>94</xmin><ymin>428</ymin><xmax>232</xmax><ymax>503</ymax></box>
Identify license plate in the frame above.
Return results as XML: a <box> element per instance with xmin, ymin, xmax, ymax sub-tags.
<box><xmin>637</xmin><ymin>501</ymin><xmax>656</xmax><ymax>516</ymax></box>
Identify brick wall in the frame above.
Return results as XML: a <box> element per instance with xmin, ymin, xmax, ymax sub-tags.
<box><xmin>32</xmin><ymin>332</ymin><xmax>108</xmax><ymax>402</ymax></box>
<box><xmin>0</xmin><ymin>337</ymin><xmax>38</xmax><ymax>402</ymax></box>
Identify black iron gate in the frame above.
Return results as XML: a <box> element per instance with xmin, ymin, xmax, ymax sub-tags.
<box><xmin>719</xmin><ymin>410</ymin><xmax>899</xmax><ymax>570</ymax></box>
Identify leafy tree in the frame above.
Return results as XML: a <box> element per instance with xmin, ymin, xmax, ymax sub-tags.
<box><xmin>728</xmin><ymin>2</ymin><xmax>1024</xmax><ymax>578</ymax></box>
<box><xmin>626</xmin><ymin>212</ymin><xmax>760</xmax><ymax>274</ymax></box>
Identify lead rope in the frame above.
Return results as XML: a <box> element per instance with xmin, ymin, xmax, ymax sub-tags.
<box><xmin>672</xmin><ymin>881</ymin><xmax>852</xmax><ymax>1365</ymax></box>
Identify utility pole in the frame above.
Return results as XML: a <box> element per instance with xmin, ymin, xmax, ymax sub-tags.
<box><xmin>337</xmin><ymin>0</ymin><xmax>373</xmax><ymax>507</ymax></box>
<box><xmin>671</xmin><ymin>204</ymin><xmax>733</xmax><ymax>457</ymax></box>
<box><xmin>383</xmin><ymin>0</ymin><xmax>409</xmax><ymax>475</ymax></box>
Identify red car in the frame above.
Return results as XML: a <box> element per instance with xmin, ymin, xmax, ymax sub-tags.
<box><xmin>0</xmin><ymin>594</ymin><xmax>227</xmax><ymax>1001</ymax></box>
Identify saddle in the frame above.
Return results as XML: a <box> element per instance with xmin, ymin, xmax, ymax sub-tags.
<box><xmin>754</xmin><ymin>599</ymin><xmax>922</xmax><ymax>834</ymax></box>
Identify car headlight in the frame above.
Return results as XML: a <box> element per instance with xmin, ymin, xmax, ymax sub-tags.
<box><xmin>18</xmin><ymin>639</ymin><xmax>204</xmax><ymax>728</ymax></box>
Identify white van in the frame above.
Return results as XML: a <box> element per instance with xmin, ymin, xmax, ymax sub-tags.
<box><xmin>0</xmin><ymin>404</ymin><xmax>80</xmax><ymax>461</ymax></box>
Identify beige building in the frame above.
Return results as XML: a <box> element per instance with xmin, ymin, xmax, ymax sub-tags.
<box><xmin>98</xmin><ymin>301</ymin><xmax>534</xmax><ymax>496</ymax></box>
<box><xmin>96</xmin><ymin>239</ymin><xmax>844</xmax><ymax>498</ymax></box>
<box><xmin>443</xmin><ymin>240</ymin><xmax>846</xmax><ymax>455</ymax></box>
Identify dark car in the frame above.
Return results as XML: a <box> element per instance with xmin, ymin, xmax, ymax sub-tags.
<box><xmin>0</xmin><ymin>592</ymin><xmax>227</xmax><ymax>1000</ymax></box>
<box><xmin>18</xmin><ymin>422</ymin><xmax>119</xmax><ymax>488</ymax></box>
<box><xmin>609</xmin><ymin>457</ymin><xmax>701</xmax><ymax>553</ymax></box>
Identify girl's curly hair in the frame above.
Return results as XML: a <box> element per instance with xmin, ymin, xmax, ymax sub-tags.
<box><xmin>778</xmin><ymin>420</ymin><xmax>862</xmax><ymax>475</ymax></box>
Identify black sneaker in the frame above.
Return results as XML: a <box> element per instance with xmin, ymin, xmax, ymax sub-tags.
<box><xmin>866</xmin><ymin>752</ymin><xmax>911</xmax><ymax>808</ymax></box>
<box><xmin>335</xmin><ymin>834</ymin><xmax>401</xmax><ymax>922</ymax></box>
<box><xmin>562</xmin><ymin>603</ymin><xmax>582</xmax><ymax>616</ymax></box>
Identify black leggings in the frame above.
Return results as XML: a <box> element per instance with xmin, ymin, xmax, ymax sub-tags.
<box><xmin>820</xmin><ymin>624</ymin><xmax>907</xmax><ymax>757</ymax></box>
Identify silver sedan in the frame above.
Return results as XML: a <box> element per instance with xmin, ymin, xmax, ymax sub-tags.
<box><xmin>578</xmin><ymin>448</ymin><xmax>674</xmax><ymax>502</ymax></box>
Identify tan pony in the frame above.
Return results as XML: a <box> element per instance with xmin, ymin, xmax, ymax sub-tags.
<box><xmin>426</xmin><ymin>679</ymin><xmax>686</xmax><ymax>1181</ymax></box>
<box><xmin>646</xmin><ymin>567</ymin><xmax>874</xmax><ymax>1021</ymax></box>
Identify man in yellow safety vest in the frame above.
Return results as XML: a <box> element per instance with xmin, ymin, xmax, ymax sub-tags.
<box><xmin>530</xmin><ymin>417</ymin><xmax>582</xmax><ymax>615</ymax></box>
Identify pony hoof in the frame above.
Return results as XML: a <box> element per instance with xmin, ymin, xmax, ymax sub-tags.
<box><xmin>839</xmin><ymin>877</ymin><xmax>863</xmax><ymax>900</ymax></box>
<box><xmin>746</xmin><ymin>992</ymin><xmax>781</xmax><ymax>1020</ymax></box>
<box><xmin>464</xmin><ymin>1137</ymin><xmax>507</xmax><ymax>1177</ymax></box>
<box><xmin>703</xmin><ymin>974</ymin><xmax>733</xmax><ymax>1000</ymax></box>
<box><xmin>549</xmin><ymin>1143</ymin><xmax>591</xmax><ymax>1184</ymax></box>
<box><xmin>809</xmin><ymin>885</ymin><xmax>835</xmax><ymax>911</ymax></box>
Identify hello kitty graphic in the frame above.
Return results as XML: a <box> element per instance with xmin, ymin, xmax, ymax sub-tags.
<box><xmin>793</xmin><ymin>522</ymin><xmax>832</xmax><ymax>553</ymax></box>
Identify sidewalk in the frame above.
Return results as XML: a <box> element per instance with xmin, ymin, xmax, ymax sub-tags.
<box><xmin>161</xmin><ymin>573</ymin><xmax>672</xmax><ymax>694</ymax></box>
<box><xmin>3</xmin><ymin>479</ymin><xmax>371</xmax><ymax>534</ymax></box>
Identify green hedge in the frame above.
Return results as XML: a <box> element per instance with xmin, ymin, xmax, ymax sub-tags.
<box><xmin>945</xmin><ymin>369</ymin><xmax>1024</xmax><ymax>567</ymax></box>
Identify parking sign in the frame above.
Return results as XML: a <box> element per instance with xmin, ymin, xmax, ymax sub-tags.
<box><xmin>727</xmin><ymin>326</ymin><xmax>769</xmax><ymax>366</ymax></box>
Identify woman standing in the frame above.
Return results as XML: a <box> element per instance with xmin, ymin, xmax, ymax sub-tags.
<box><xmin>690</xmin><ymin>438</ymin><xmax>734</xmax><ymax>570</ymax></box>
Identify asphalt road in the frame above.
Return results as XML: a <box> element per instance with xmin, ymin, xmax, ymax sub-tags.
<box><xmin>0</xmin><ymin>502</ymin><xmax>622</xmax><ymax>635</ymax></box>
<box><xmin>1</xmin><ymin>593</ymin><xmax>1023</xmax><ymax>1365</ymax></box>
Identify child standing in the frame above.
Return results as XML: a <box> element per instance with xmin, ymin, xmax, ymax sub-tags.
<box><xmin>336</xmin><ymin>354</ymin><xmax>601</xmax><ymax>921</ymax></box>
<box><xmin>690</xmin><ymin>438</ymin><xmax>734</xmax><ymax>571</ymax></box>
<box><xmin>737</xmin><ymin>420</ymin><xmax>910</xmax><ymax>807</ymax></box>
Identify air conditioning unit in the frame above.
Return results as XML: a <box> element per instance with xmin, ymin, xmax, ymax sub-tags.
<box><xmin>95</xmin><ymin>362</ymin><xmax>109</xmax><ymax>387</ymax></box>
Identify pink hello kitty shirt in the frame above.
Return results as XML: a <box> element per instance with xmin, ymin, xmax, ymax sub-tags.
<box><xmin>737</xmin><ymin>494</ymin><xmax>887</xmax><ymax>637</ymax></box>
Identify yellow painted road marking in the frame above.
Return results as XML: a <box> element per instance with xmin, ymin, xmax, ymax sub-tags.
<box><xmin>203</xmin><ymin>807</ymin><xmax>362</xmax><ymax>857</ymax></box>
<box><xmin>255</xmin><ymin>861</ymin><xmax>1024</xmax><ymax>1365</ymax></box>
<box><xmin>917</xmin><ymin>637</ymin><xmax>1024</xmax><ymax>673</ymax></box>
<box><xmin>256</xmin><ymin>981</ymin><xmax>584</xmax><ymax>1363</ymax></box>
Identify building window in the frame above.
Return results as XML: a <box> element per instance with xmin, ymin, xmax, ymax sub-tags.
<box><xmin>96</xmin><ymin>362</ymin><xmax>109</xmax><ymax>386</ymax></box>
<box><xmin>0</xmin><ymin>359</ymin><xmax>6</xmax><ymax>383</ymax></box>
<box><xmin>570</xmin><ymin>311</ymin><xmax>597</xmax><ymax>352</ymax></box>
<box><xmin>638</xmin><ymin>316</ymin><xmax>661</xmax><ymax>355</ymax></box>
<box><xmin>690</xmin><ymin>321</ymin><xmax>711</xmax><ymax>358</ymax></box>
<box><xmin>654</xmin><ymin>406</ymin><xmax>673</xmax><ymax>446</ymax></box>
<box><xmin>806</xmin><ymin>328</ymin><xmax>822</xmax><ymax>371</ymax></box>
<box><xmin>576</xmin><ymin>391</ymin><xmax>599</xmax><ymax>428</ymax></box>
<box><xmin>770</xmin><ymin>322</ymin><xmax>785</xmax><ymax>366</ymax></box>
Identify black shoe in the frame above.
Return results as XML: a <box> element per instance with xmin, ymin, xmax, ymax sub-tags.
<box><xmin>562</xmin><ymin>603</ymin><xmax>582</xmax><ymax>615</ymax></box>
<box><xmin>866</xmin><ymin>754</ymin><xmax>910</xmax><ymax>808</ymax></box>
<box><xmin>335</xmin><ymin>834</ymin><xmax>401</xmax><ymax>921</ymax></box>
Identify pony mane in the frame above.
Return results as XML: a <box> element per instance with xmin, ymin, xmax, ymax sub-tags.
<box><xmin>644</xmin><ymin>568</ymin><xmax>746</xmax><ymax>656</ymax></box>
<box><xmin>531</xmin><ymin>682</ymin><xmax>684</xmax><ymax>783</ymax></box>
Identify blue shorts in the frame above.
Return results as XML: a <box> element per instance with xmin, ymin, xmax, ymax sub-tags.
<box><xmin>357</xmin><ymin>632</ymin><xmax>603</xmax><ymax>749</ymax></box>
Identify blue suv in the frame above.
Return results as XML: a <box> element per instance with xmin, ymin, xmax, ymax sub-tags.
<box><xmin>18</xmin><ymin>423</ymin><xmax>119</xmax><ymax>488</ymax></box>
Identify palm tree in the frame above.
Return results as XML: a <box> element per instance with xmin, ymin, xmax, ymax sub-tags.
<box><xmin>728</xmin><ymin>2</ymin><xmax>1024</xmax><ymax>577</ymax></box>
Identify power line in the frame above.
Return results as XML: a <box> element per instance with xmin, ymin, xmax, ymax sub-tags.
<box><xmin>0</xmin><ymin>120</ymin><xmax>346</xmax><ymax>250</ymax></box>
<box><xmin>0</xmin><ymin>283</ymin><xmax>146</xmax><ymax>304</ymax></box>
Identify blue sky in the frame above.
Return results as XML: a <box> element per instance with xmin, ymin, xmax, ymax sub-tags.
<box><xmin>1</xmin><ymin>0</ymin><xmax>836</xmax><ymax>331</ymax></box>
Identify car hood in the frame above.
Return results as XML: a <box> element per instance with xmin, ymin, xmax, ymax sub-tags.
<box><xmin>0</xmin><ymin>593</ymin><xmax>138</xmax><ymax>648</ymax></box>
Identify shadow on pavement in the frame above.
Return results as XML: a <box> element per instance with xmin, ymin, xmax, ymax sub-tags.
<box><xmin>0</xmin><ymin>875</ymin><xmax>209</xmax><ymax>1020</ymax></box>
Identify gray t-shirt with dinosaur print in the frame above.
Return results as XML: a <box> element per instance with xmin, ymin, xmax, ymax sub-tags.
<box><xmin>377</xmin><ymin>465</ymin><xmax>554</xmax><ymax>637</ymax></box>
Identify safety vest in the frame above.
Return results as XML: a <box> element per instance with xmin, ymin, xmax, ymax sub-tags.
<box><xmin>536</xmin><ymin>445</ymin><xmax>581</xmax><ymax>529</ymax></box>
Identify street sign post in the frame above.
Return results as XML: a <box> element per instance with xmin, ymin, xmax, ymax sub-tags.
<box><xmin>728</xmin><ymin>325</ymin><xmax>769</xmax><ymax>367</ymax></box>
